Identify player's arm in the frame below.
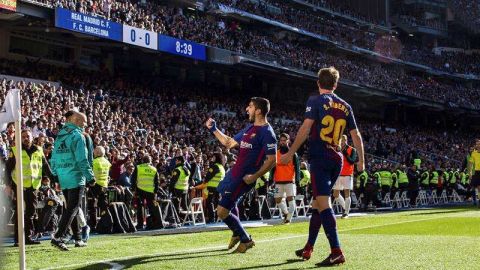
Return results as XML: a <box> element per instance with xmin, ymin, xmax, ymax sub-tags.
<box><xmin>244</xmin><ymin>154</ymin><xmax>277</xmax><ymax>185</ymax></box>
<box><xmin>205</xmin><ymin>118</ymin><xmax>238</xmax><ymax>149</ymax></box>
<box><xmin>281</xmin><ymin>119</ymin><xmax>314</xmax><ymax>164</ymax></box>
<box><xmin>348</xmin><ymin>106</ymin><xmax>365</xmax><ymax>172</ymax></box>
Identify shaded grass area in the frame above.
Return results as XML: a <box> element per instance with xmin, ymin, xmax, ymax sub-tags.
<box><xmin>3</xmin><ymin>207</ymin><xmax>479</xmax><ymax>269</ymax></box>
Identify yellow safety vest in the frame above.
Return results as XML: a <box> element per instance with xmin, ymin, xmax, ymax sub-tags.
<box><xmin>430</xmin><ymin>171</ymin><xmax>439</xmax><ymax>185</ymax></box>
<box><xmin>207</xmin><ymin>163</ymin><xmax>225</xmax><ymax>188</ymax></box>
<box><xmin>136</xmin><ymin>163</ymin><xmax>157</xmax><ymax>193</ymax></box>
<box><xmin>413</xmin><ymin>158</ymin><xmax>421</xmax><ymax>168</ymax></box>
<box><xmin>397</xmin><ymin>170</ymin><xmax>409</xmax><ymax>184</ymax></box>
<box><xmin>174</xmin><ymin>166</ymin><xmax>190</xmax><ymax>191</ymax></box>
<box><xmin>11</xmin><ymin>146</ymin><xmax>44</xmax><ymax>190</ymax></box>
<box><xmin>299</xmin><ymin>169</ymin><xmax>311</xmax><ymax>187</ymax></box>
<box><xmin>93</xmin><ymin>157</ymin><xmax>111</xmax><ymax>188</ymax></box>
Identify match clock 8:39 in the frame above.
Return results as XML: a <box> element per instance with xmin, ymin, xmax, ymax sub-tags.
<box><xmin>175</xmin><ymin>41</ymin><xmax>193</xmax><ymax>56</ymax></box>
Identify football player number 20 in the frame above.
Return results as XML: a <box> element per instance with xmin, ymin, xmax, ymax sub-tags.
<box><xmin>320</xmin><ymin>115</ymin><xmax>346</xmax><ymax>145</ymax></box>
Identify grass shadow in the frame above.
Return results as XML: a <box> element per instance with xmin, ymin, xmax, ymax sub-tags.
<box><xmin>228</xmin><ymin>259</ymin><xmax>303</xmax><ymax>270</ymax></box>
<box><xmin>72</xmin><ymin>248</ymin><xmax>230</xmax><ymax>269</ymax></box>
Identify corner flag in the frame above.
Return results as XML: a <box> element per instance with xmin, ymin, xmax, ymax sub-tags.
<box><xmin>0</xmin><ymin>89</ymin><xmax>25</xmax><ymax>270</ymax></box>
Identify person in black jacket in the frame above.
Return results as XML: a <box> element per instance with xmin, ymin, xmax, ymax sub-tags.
<box><xmin>407</xmin><ymin>164</ymin><xmax>420</xmax><ymax>207</ymax></box>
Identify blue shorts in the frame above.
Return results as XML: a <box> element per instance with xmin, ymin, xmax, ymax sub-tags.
<box><xmin>310</xmin><ymin>153</ymin><xmax>342</xmax><ymax>197</ymax></box>
<box><xmin>218</xmin><ymin>171</ymin><xmax>255</xmax><ymax>211</ymax></box>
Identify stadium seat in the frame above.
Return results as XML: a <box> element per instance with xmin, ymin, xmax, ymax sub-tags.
<box><xmin>428</xmin><ymin>190</ymin><xmax>439</xmax><ymax>205</ymax></box>
<box><xmin>160</xmin><ymin>199</ymin><xmax>181</xmax><ymax>227</ymax></box>
<box><xmin>332</xmin><ymin>198</ymin><xmax>342</xmax><ymax>214</ymax></box>
<box><xmin>392</xmin><ymin>192</ymin><xmax>402</xmax><ymax>208</ymax></box>
<box><xmin>401</xmin><ymin>191</ymin><xmax>410</xmax><ymax>208</ymax></box>
<box><xmin>350</xmin><ymin>193</ymin><xmax>360</xmax><ymax>209</ymax></box>
<box><xmin>182</xmin><ymin>197</ymin><xmax>206</xmax><ymax>226</ymax></box>
<box><xmin>417</xmin><ymin>190</ymin><xmax>428</xmax><ymax>206</ymax></box>
<box><xmin>294</xmin><ymin>195</ymin><xmax>306</xmax><ymax>217</ymax></box>
<box><xmin>383</xmin><ymin>192</ymin><xmax>392</xmax><ymax>208</ymax></box>
<box><xmin>438</xmin><ymin>190</ymin><xmax>448</xmax><ymax>204</ymax></box>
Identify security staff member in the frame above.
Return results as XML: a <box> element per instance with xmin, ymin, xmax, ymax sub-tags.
<box><xmin>419</xmin><ymin>167</ymin><xmax>430</xmax><ymax>190</ymax></box>
<box><xmin>362</xmin><ymin>172</ymin><xmax>380</xmax><ymax>211</ymax></box>
<box><xmin>88</xmin><ymin>146</ymin><xmax>111</xmax><ymax>229</ymax></box>
<box><xmin>299</xmin><ymin>162</ymin><xmax>311</xmax><ymax>201</ymax></box>
<box><xmin>467</xmin><ymin>140</ymin><xmax>480</xmax><ymax>206</ymax></box>
<box><xmin>395</xmin><ymin>165</ymin><xmax>409</xmax><ymax>192</ymax></box>
<box><xmin>170</xmin><ymin>156</ymin><xmax>191</xmax><ymax>215</ymax></box>
<box><xmin>6</xmin><ymin>129</ymin><xmax>53</xmax><ymax>246</ymax></box>
<box><xmin>407</xmin><ymin>164</ymin><xmax>420</xmax><ymax>207</ymax></box>
<box><xmin>429</xmin><ymin>165</ymin><xmax>440</xmax><ymax>192</ymax></box>
<box><xmin>356</xmin><ymin>170</ymin><xmax>368</xmax><ymax>198</ymax></box>
<box><xmin>131</xmin><ymin>155</ymin><xmax>159</xmax><ymax>230</ymax></box>
<box><xmin>374</xmin><ymin>164</ymin><xmax>392</xmax><ymax>199</ymax></box>
<box><xmin>204</xmin><ymin>152</ymin><xmax>226</xmax><ymax>223</ymax></box>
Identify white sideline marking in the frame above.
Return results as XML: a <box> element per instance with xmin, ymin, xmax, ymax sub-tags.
<box><xmin>42</xmin><ymin>212</ymin><xmax>468</xmax><ymax>270</ymax></box>
<box><xmin>105</xmin><ymin>262</ymin><xmax>124</xmax><ymax>270</ymax></box>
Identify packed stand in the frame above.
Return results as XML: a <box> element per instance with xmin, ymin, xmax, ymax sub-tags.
<box><xmin>18</xmin><ymin>0</ymin><xmax>480</xmax><ymax>77</ymax></box>
<box><xmin>14</xmin><ymin>0</ymin><xmax>480</xmax><ymax>102</ymax></box>
<box><xmin>449</xmin><ymin>0</ymin><xmax>480</xmax><ymax>34</ymax></box>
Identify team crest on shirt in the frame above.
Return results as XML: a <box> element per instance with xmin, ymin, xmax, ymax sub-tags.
<box><xmin>250</xmin><ymin>133</ymin><xmax>256</xmax><ymax>138</ymax></box>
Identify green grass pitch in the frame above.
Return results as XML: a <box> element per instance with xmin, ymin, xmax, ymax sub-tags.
<box><xmin>4</xmin><ymin>206</ymin><xmax>480</xmax><ymax>269</ymax></box>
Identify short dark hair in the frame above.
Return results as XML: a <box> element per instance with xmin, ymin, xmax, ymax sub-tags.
<box><xmin>279</xmin><ymin>133</ymin><xmax>290</xmax><ymax>140</ymax></box>
<box><xmin>317</xmin><ymin>67</ymin><xmax>340</xmax><ymax>90</ymax></box>
<box><xmin>64</xmin><ymin>110</ymin><xmax>76</xmax><ymax>119</ymax></box>
<box><xmin>175</xmin><ymin>156</ymin><xmax>185</xmax><ymax>164</ymax></box>
<box><xmin>250</xmin><ymin>97</ymin><xmax>270</xmax><ymax>116</ymax></box>
<box><xmin>212</xmin><ymin>152</ymin><xmax>226</xmax><ymax>166</ymax></box>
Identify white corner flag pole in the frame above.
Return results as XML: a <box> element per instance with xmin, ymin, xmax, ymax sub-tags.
<box><xmin>15</xmin><ymin>118</ymin><xmax>25</xmax><ymax>270</ymax></box>
<box><xmin>9</xmin><ymin>89</ymin><xmax>26</xmax><ymax>270</ymax></box>
<box><xmin>2</xmin><ymin>89</ymin><xmax>25</xmax><ymax>269</ymax></box>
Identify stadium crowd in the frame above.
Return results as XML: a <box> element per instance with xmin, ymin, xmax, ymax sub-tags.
<box><xmin>17</xmin><ymin>0</ymin><xmax>480</xmax><ymax>77</ymax></box>
<box><xmin>1</xmin><ymin>57</ymin><xmax>476</xmax><ymax>212</ymax></box>
<box><xmin>450</xmin><ymin>0</ymin><xmax>480</xmax><ymax>34</ymax></box>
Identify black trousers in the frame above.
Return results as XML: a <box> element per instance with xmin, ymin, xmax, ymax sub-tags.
<box><xmin>172</xmin><ymin>189</ymin><xmax>188</xmax><ymax>214</ymax></box>
<box><xmin>381</xmin><ymin>185</ymin><xmax>390</xmax><ymax>199</ymax></box>
<box><xmin>206</xmin><ymin>187</ymin><xmax>219</xmax><ymax>223</ymax></box>
<box><xmin>54</xmin><ymin>186</ymin><xmax>84</xmax><ymax>241</ymax></box>
<box><xmin>87</xmin><ymin>184</ymin><xmax>108</xmax><ymax>229</ymax></box>
<box><xmin>12</xmin><ymin>184</ymin><xmax>38</xmax><ymax>243</ymax></box>
<box><xmin>135</xmin><ymin>189</ymin><xmax>155</xmax><ymax>228</ymax></box>
<box><xmin>408</xmin><ymin>183</ymin><xmax>419</xmax><ymax>206</ymax></box>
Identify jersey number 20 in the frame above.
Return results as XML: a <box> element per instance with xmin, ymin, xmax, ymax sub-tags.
<box><xmin>320</xmin><ymin>115</ymin><xmax>346</xmax><ymax>145</ymax></box>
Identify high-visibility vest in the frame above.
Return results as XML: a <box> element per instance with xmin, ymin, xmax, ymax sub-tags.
<box><xmin>396</xmin><ymin>170</ymin><xmax>409</xmax><ymax>184</ymax></box>
<box><xmin>356</xmin><ymin>171</ymin><xmax>368</xmax><ymax>188</ymax></box>
<box><xmin>430</xmin><ymin>171</ymin><xmax>439</xmax><ymax>185</ymax></box>
<box><xmin>460</xmin><ymin>172</ymin><xmax>468</xmax><ymax>185</ymax></box>
<box><xmin>273</xmin><ymin>151</ymin><xmax>295</xmax><ymax>183</ymax></box>
<box><xmin>174</xmin><ymin>165</ymin><xmax>190</xmax><ymax>191</ymax></box>
<box><xmin>375</xmin><ymin>171</ymin><xmax>392</xmax><ymax>187</ymax></box>
<box><xmin>299</xmin><ymin>169</ymin><xmax>311</xmax><ymax>187</ymax></box>
<box><xmin>420</xmin><ymin>171</ymin><xmax>430</xmax><ymax>185</ymax></box>
<box><xmin>136</xmin><ymin>163</ymin><xmax>157</xmax><ymax>193</ymax></box>
<box><xmin>413</xmin><ymin>158</ymin><xmax>421</xmax><ymax>168</ymax></box>
<box><xmin>11</xmin><ymin>146</ymin><xmax>44</xmax><ymax>190</ymax></box>
<box><xmin>207</xmin><ymin>163</ymin><xmax>225</xmax><ymax>188</ymax></box>
<box><xmin>255</xmin><ymin>172</ymin><xmax>270</xmax><ymax>190</ymax></box>
<box><xmin>93</xmin><ymin>157</ymin><xmax>111</xmax><ymax>188</ymax></box>
<box><xmin>442</xmin><ymin>171</ymin><xmax>449</xmax><ymax>185</ymax></box>
<box><xmin>340</xmin><ymin>147</ymin><xmax>355</xmax><ymax>176</ymax></box>
<box><xmin>449</xmin><ymin>170</ymin><xmax>458</xmax><ymax>184</ymax></box>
